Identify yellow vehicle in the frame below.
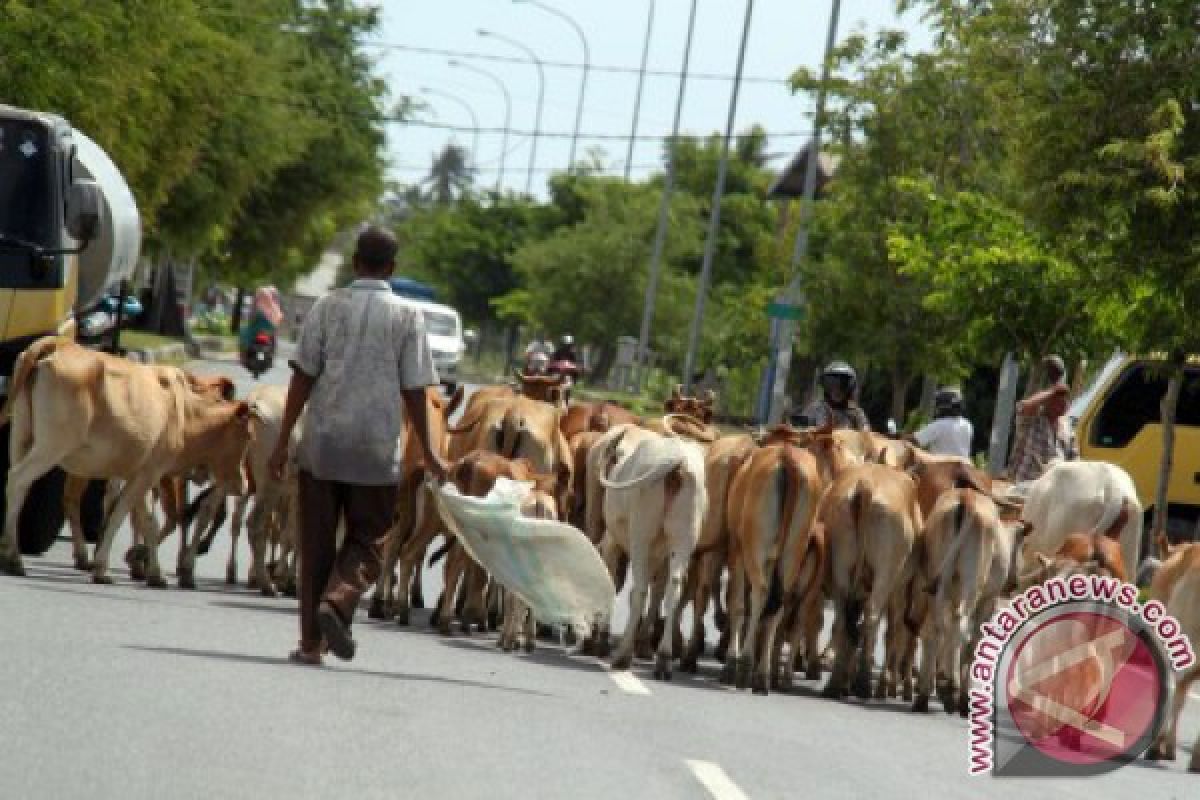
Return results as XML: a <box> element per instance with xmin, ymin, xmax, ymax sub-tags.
<box><xmin>1071</xmin><ymin>353</ymin><xmax>1200</xmax><ymax>535</ymax></box>
<box><xmin>0</xmin><ymin>105</ymin><xmax>140</xmax><ymax>555</ymax></box>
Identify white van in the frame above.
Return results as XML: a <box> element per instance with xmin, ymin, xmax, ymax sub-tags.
<box><xmin>390</xmin><ymin>294</ymin><xmax>467</xmax><ymax>387</ymax></box>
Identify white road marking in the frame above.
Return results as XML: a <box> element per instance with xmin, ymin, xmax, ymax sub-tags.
<box><xmin>607</xmin><ymin>669</ymin><xmax>651</xmax><ymax>695</ymax></box>
<box><xmin>685</xmin><ymin>760</ymin><xmax>749</xmax><ymax>800</ymax></box>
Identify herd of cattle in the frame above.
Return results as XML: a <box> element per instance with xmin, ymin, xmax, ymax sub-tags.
<box><xmin>0</xmin><ymin>336</ymin><xmax>1196</xmax><ymax>772</ymax></box>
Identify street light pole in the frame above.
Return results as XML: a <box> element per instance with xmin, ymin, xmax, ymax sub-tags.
<box><xmin>765</xmin><ymin>0</ymin><xmax>842</xmax><ymax>425</ymax></box>
<box><xmin>448</xmin><ymin>59</ymin><xmax>512</xmax><ymax>194</ymax></box>
<box><xmin>625</xmin><ymin>0</ymin><xmax>655</xmax><ymax>180</ymax></box>
<box><xmin>514</xmin><ymin>1</ymin><xmax>589</xmax><ymax>172</ymax></box>
<box><xmin>479</xmin><ymin>29</ymin><xmax>545</xmax><ymax>196</ymax></box>
<box><xmin>681</xmin><ymin>0</ymin><xmax>756</xmax><ymax>393</ymax></box>
<box><xmin>633</xmin><ymin>0</ymin><xmax>698</xmax><ymax>391</ymax></box>
<box><xmin>419</xmin><ymin>87</ymin><xmax>480</xmax><ymax>175</ymax></box>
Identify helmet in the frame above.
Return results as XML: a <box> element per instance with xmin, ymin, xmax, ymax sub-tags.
<box><xmin>560</xmin><ymin>335</ymin><xmax>574</xmax><ymax>347</ymax></box>
<box><xmin>820</xmin><ymin>360</ymin><xmax>858</xmax><ymax>398</ymax></box>
<box><xmin>934</xmin><ymin>386</ymin><xmax>964</xmax><ymax>415</ymax></box>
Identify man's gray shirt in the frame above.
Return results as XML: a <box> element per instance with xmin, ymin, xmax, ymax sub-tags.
<box><xmin>291</xmin><ymin>279</ymin><xmax>438</xmax><ymax>485</ymax></box>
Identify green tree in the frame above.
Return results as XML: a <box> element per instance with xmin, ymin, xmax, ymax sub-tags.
<box><xmin>423</xmin><ymin>143</ymin><xmax>474</xmax><ymax>206</ymax></box>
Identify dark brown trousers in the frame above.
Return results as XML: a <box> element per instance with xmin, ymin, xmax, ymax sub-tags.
<box><xmin>297</xmin><ymin>471</ymin><xmax>398</xmax><ymax>650</ymax></box>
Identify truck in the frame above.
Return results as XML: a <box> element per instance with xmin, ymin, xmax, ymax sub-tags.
<box><xmin>0</xmin><ymin>104</ymin><xmax>141</xmax><ymax>555</ymax></box>
<box><xmin>1071</xmin><ymin>352</ymin><xmax>1200</xmax><ymax>539</ymax></box>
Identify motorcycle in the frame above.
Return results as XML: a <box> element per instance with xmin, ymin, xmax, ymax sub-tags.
<box><xmin>546</xmin><ymin>358</ymin><xmax>581</xmax><ymax>404</ymax></box>
<box><xmin>242</xmin><ymin>331</ymin><xmax>275</xmax><ymax>378</ymax></box>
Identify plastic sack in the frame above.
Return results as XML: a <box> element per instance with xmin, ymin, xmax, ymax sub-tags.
<box><xmin>431</xmin><ymin>477</ymin><xmax>614</xmax><ymax>633</ymax></box>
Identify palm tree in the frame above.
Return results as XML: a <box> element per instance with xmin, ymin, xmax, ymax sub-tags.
<box><xmin>424</xmin><ymin>143</ymin><xmax>474</xmax><ymax>205</ymax></box>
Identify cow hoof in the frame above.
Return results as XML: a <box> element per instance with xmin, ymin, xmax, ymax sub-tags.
<box><xmin>852</xmin><ymin>673</ymin><xmax>872</xmax><ymax>701</ymax></box>
<box><xmin>178</xmin><ymin>572</ymin><xmax>197</xmax><ymax>591</ymax></box>
<box><xmin>129</xmin><ymin>564</ymin><xmax>147</xmax><ymax>582</ymax></box>
<box><xmin>367</xmin><ymin>598</ymin><xmax>386</xmax><ymax>621</ymax></box>
<box><xmin>734</xmin><ymin>656</ymin><xmax>752</xmax><ymax>690</ymax></box>
<box><xmin>805</xmin><ymin>663</ymin><xmax>822</xmax><ymax>682</ymax></box>
<box><xmin>146</xmin><ymin>575</ymin><xmax>168</xmax><ymax>590</ymax></box>
<box><xmin>672</xmin><ymin>628</ymin><xmax>684</xmax><ymax>657</ymax></box>
<box><xmin>679</xmin><ymin>655</ymin><xmax>699</xmax><ymax>674</ymax></box>
<box><xmin>283</xmin><ymin>580</ymin><xmax>297</xmax><ymax>598</ymax></box>
<box><xmin>594</xmin><ymin>638</ymin><xmax>612</xmax><ymax>659</ymax></box>
<box><xmin>1188</xmin><ymin>752</ymin><xmax>1199</xmax><ymax>773</ymax></box>
<box><xmin>635</xmin><ymin>641</ymin><xmax>655</xmax><ymax>662</ymax></box>
<box><xmin>437</xmin><ymin>620</ymin><xmax>454</xmax><ymax>637</ymax></box>
<box><xmin>752</xmin><ymin>678</ymin><xmax>769</xmax><ymax>696</ymax></box>
<box><xmin>73</xmin><ymin>555</ymin><xmax>93</xmax><ymax>572</ymax></box>
<box><xmin>394</xmin><ymin>608</ymin><xmax>410</xmax><ymax>627</ymax></box>
<box><xmin>246</xmin><ymin>574</ymin><xmax>260</xmax><ymax>590</ymax></box>
<box><xmin>562</xmin><ymin>626</ymin><xmax>579</xmax><ymax>647</ymax></box>
<box><xmin>654</xmin><ymin>654</ymin><xmax>671</xmax><ymax>681</ymax></box>
<box><xmin>91</xmin><ymin>573</ymin><xmax>113</xmax><ymax>585</ymax></box>
<box><xmin>912</xmin><ymin>695</ymin><xmax>930</xmax><ymax>713</ymax></box>
<box><xmin>224</xmin><ymin>569</ymin><xmax>237</xmax><ymax>586</ymax></box>
<box><xmin>1145</xmin><ymin>744</ymin><xmax>1165</xmax><ymax>761</ymax></box>
<box><xmin>0</xmin><ymin>555</ymin><xmax>26</xmax><ymax>577</ymax></box>
<box><xmin>714</xmin><ymin>636</ymin><xmax>730</xmax><ymax>665</ymax></box>
<box><xmin>579</xmin><ymin>637</ymin><xmax>596</xmax><ymax>657</ymax></box>
<box><xmin>523</xmin><ymin>639</ymin><xmax>536</xmax><ymax>654</ymax></box>
<box><xmin>611</xmin><ymin>652</ymin><xmax>633</xmax><ymax>671</ymax></box>
<box><xmin>820</xmin><ymin>682</ymin><xmax>842</xmax><ymax>700</ymax></box>
<box><xmin>260</xmin><ymin>585</ymin><xmax>278</xmax><ymax>599</ymax></box>
<box><xmin>715</xmin><ymin>662</ymin><xmax>734</xmax><ymax>690</ymax></box>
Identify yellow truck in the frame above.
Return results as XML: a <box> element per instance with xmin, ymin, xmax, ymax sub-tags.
<box><xmin>0</xmin><ymin>105</ymin><xmax>140</xmax><ymax>554</ymax></box>
<box><xmin>1071</xmin><ymin>353</ymin><xmax>1200</xmax><ymax>537</ymax></box>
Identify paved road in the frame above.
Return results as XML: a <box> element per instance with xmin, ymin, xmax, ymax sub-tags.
<box><xmin>1</xmin><ymin>354</ymin><xmax>1196</xmax><ymax>799</ymax></box>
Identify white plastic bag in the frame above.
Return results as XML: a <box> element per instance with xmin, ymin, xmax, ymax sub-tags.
<box><xmin>431</xmin><ymin>477</ymin><xmax>614</xmax><ymax>633</ymax></box>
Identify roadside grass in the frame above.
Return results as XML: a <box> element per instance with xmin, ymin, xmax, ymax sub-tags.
<box><xmin>119</xmin><ymin>331</ymin><xmax>181</xmax><ymax>352</ymax></box>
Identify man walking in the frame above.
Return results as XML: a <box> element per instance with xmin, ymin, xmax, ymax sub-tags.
<box><xmin>270</xmin><ymin>227</ymin><xmax>449</xmax><ymax>666</ymax></box>
<box><xmin>1007</xmin><ymin>354</ymin><xmax>1075</xmax><ymax>484</ymax></box>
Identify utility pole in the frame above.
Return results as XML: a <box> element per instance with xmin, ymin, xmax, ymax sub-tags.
<box><xmin>681</xmin><ymin>0</ymin><xmax>756</xmax><ymax>393</ymax></box>
<box><xmin>764</xmin><ymin>0</ymin><xmax>842</xmax><ymax>424</ymax></box>
<box><xmin>633</xmin><ymin>0</ymin><xmax>699</xmax><ymax>391</ymax></box>
<box><xmin>624</xmin><ymin>0</ymin><xmax>656</xmax><ymax>180</ymax></box>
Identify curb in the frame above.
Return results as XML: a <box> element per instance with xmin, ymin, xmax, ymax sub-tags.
<box><xmin>126</xmin><ymin>343</ymin><xmax>188</xmax><ymax>364</ymax></box>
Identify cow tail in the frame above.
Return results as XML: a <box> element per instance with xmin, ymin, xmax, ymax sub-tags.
<box><xmin>182</xmin><ymin>485</ymin><xmax>217</xmax><ymax>532</ymax></box>
<box><xmin>955</xmin><ymin>495</ymin><xmax>986</xmax><ymax>647</ymax></box>
<box><xmin>844</xmin><ymin>596</ymin><xmax>863</xmax><ymax>647</ymax></box>
<box><xmin>428</xmin><ymin>539</ymin><xmax>453</xmax><ymax>567</ymax></box>
<box><xmin>765</xmin><ymin>446</ymin><xmax>804</xmax><ymax>617</ymax></box>
<box><xmin>0</xmin><ymin>336</ymin><xmax>60</xmax><ymax>429</ymax></box>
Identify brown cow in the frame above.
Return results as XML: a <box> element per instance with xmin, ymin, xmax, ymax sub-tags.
<box><xmin>679</xmin><ymin>433</ymin><xmax>755</xmax><ymax>673</ymax></box>
<box><xmin>722</xmin><ymin>440</ymin><xmax>824</xmax><ymax>694</ymax></box>
<box><xmin>1015</xmin><ymin>501</ymin><xmax>1131</xmax><ymax>589</ymax></box>
<box><xmin>567</xmin><ymin>430</ymin><xmax>604</xmax><ymax>530</ymax></box>
<box><xmin>0</xmin><ymin>337</ymin><xmax>251</xmax><ymax>584</ymax></box>
<box><xmin>560</xmin><ymin>401</ymin><xmax>641</xmax><ymax>442</ymax></box>
<box><xmin>820</xmin><ymin>463</ymin><xmax>922</xmax><ymax>700</ymax></box>
<box><xmin>1145</xmin><ymin>543</ymin><xmax>1200</xmax><ymax>770</ymax></box>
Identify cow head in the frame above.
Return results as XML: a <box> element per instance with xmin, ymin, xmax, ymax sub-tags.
<box><xmin>205</xmin><ymin>401</ymin><xmax>254</xmax><ymax>496</ymax></box>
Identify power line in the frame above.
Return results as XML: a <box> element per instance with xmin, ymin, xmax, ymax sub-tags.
<box><xmin>363</xmin><ymin>40</ymin><xmax>793</xmax><ymax>87</ymax></box>
<box><xmin>192</xmin><ymin>6</ymin><xmax>794</xmax><ymax>86</ymax></box>
<box><xmin>235</xmin><ymin>87</ymin><xmax>816</xmax><ymax>141</ymax></box>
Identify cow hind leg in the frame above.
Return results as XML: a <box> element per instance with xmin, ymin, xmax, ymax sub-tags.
<box><xmin>655</xmin><ymin>547</ymin><xmax>689</xmax><ymax>681</ymax></box>
<box><xmin>1147</xmin><ymin>664</ymin><xmax>1199</xmax><ymax>762</ymax></box>
<box><xmin>63</xmin><ymin>475</ymin><xmax>92</xmax><ymax>571</ymax></box>
<box><xmin>612</xmin><ymin>524</ymin><xmax>651</xmax><ymax>672</ymax></box>
<box><xmin>92</xmin><ymin>477</ymin><xmax>154</xmax><ymax>584</ymax></box>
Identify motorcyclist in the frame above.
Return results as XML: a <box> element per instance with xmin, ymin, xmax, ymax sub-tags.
<box><xmin>906</xmin><ymin>386</ymin><xmax>973</xmax><ymax>458</ymax></box>
<box><xmin>789</xmin><ymin>360</ymin><xmax>870</xmax><ymax>431</ymax></box>
<box><xmin>240</xmin><ymin>286</ymin><xmax>282</xmax><ymax>363</ymax></box>
<box><xmin>551</xmin><ymin>334</ymin><xmax>578</xmax><ymax>365</ymax></box>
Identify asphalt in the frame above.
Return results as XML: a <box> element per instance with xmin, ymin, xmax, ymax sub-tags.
<box><xmin>0</xmin><ymin>352</ymin><xmax>1196</xmax><ymax>799</ymax></box>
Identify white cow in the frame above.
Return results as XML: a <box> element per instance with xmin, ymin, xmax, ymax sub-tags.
<box><xmin>1019</xmin><ymin>461</ymin><xmax>1142</xmax><ymax>581</ymax></box>
<box><xmin>597</xmin><ymin>434</ymin><xmax>706</xmax><ymax>680</ymax></box>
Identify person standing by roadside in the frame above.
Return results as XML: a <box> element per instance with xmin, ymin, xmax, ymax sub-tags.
<box><xmin>269</xmin><ymin>227</ymin><xmax>449</xmax><ymax>666</ymax></box>
<box><xmin>1007</xmin><ymin>354</ymin><xmax>1076</xmax><ymax>484</ymax></box>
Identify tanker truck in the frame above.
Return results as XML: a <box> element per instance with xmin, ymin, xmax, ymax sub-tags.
<box><xmin>0</xmin><ymin>104</ymin><xmax>141</xmax><ymax>555</ymax></box>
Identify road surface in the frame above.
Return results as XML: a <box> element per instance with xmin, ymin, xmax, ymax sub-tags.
<box><xmin>0</xmin><ymin>353</ymin><xmax>1195</xmax><ymax>799</ymax></box>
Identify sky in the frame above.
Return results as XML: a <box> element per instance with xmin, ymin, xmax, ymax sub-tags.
<box><xmin>372</xmin><ymin>0</ymin><xmax>933</xmax><ymax>199</ymax></box>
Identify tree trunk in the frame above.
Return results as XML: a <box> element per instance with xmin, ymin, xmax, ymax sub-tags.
<box><xmin>230</xmin><ymin>287</ymin><xmax>246</xmax><ymax>336</ymax></box>
<box><xmin>1149</xmin><ymin>357</ymin><xmax>1184</xmax><ymax>562</ymax></box>
<box><xmin>987</xmin><ymin>352</ymin><xmax>1020</xmax><ymax>478</ymax></box>
<box><xmin>918</xmin><ymin>374</ymin><xmax>938</xmax><ymax>419</ymax></box>
<box><xmin>890</xmin><ymin>370</ymin><xmax>910</xmax><ymax>429</ymax></box>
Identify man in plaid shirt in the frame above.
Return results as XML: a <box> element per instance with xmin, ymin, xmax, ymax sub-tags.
<box><xmin>1008</xmin><ymin>355</ymin><xmax>1076</xmax><ymax>484</ymax></box>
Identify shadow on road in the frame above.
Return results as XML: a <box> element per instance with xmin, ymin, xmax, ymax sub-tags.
<box><xmin>124</xmin><ymin>644</ymin><xmax>555</xmax><ymax>698</ymax></box>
